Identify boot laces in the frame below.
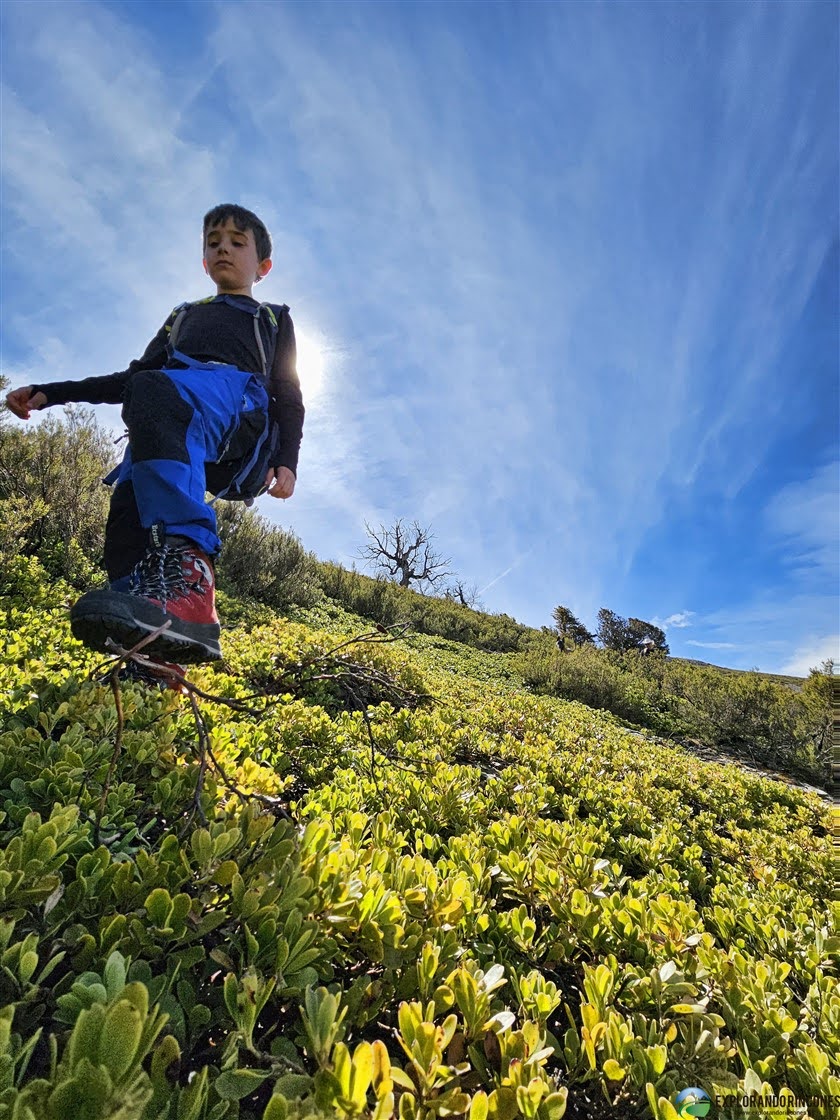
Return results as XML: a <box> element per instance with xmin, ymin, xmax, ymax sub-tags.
<box><xmin>128</xmin><ymin>544</ymin><xmax>206</xmax><ymax>608</ymax></box>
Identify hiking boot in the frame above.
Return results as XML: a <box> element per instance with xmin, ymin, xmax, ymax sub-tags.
<box><xmin>71</xmin><ymin>539</ymin><xmax>222</xmax><ymax>662</ymax></box>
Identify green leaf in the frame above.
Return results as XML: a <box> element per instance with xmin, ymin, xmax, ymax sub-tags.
<box><xmin>145</xmin><ymin>888</ymin><xmax>173</xmax><ymax>928</ymax></box>
<box><xmin>275</xmin><ymin>1073</ymin><xmax>312</xmax><ymax>1098</ymax></box>
<box><xmin>215</xmin><ymin>1068</ymin><xmax>270</xmax><ymax>1100</ymax></box>
<box><xmin>103</xmin><ymin>952</ymin><xmax>127</xmax><ymax>999</ymax></box>
<box><xmin>542</xmin><ymin>1089</ymin><xmax>568</xmax><ymax>1120</ymax></box>
<box><xmin>470</xmin><ymin>1092</ymin><xmax>489</xmax><ymax>1120</ymax></box>
<box><xmin>223</xmin><ymin>973</ymin><xmax>239</xmax><ymax>1021</ymax></box>
<box><xmin>98</xmin><ymin>998</ymin><xmax>142</xmax><ymax>1082</ymax></box>
<box><xmin>263</xmin><ymin>1097</ymin><xmax>289</xmax><ymax>1120</ymax></box>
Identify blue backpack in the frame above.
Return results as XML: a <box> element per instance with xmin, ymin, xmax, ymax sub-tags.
<box><xmin>167</xmin><ymin>297</ymin><xmax>285</xmax><ymax>506</ymax></box>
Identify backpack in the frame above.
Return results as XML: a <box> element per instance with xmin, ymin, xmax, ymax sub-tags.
<box><xmin>167</xmin><ymin>296</ymin><xmax>287</xmax><ymax>506</ymax></box>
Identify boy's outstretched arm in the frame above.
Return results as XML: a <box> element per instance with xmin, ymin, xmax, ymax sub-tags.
<box><xmin>5</xmin><ymin>386</ymin><xmax>48</xmax><ymax>419</ymax></box>
<box><xmin>19</xmin><ymin>322</ymin><xmax>171</xmax><ymax>412</ymax></box>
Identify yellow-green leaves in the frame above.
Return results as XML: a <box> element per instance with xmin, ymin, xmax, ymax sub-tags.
<box><xmin>224</xmin><ymin>968</ymin><xmax>277</xmax><ymax>1053</ymax></box>
<box><xmin>0</xmin><ymin>560</ymin><xmax>833</xmax><ymax>1119</ymax></box>
<box><xmin>451</xmin><ymin>963</ymin><xmax>506</xmax><ymax>1041</ymax></box>
<box><xmin>301</xmin><ymin>985</ymin><xmax>347</xmax><ymax>1069</ymax></box>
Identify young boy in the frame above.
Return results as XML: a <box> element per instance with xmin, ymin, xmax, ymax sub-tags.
<box><xmin>5</xmin><ymin>204</ymin><xmax>304</xmax><ymax>665</ymax></box>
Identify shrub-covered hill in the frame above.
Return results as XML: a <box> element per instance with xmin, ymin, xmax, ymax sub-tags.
<box><xmin>1</xmin><ymin>401</ymin><xmax>830</xmax><ymax>791</ymax></box>
<box><xmin>0</xmin><ymin>562</ymin><xmax>837</xmax><ymax>1120</ymax></box>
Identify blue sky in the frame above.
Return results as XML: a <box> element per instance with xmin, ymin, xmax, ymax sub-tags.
<box><xmin>1</xmin><ymin>0</ymin><xmax>837</xmax><ymax>675</ymax></box>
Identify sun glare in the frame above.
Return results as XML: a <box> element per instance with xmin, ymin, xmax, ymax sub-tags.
<box><xmin>295</xmin><ymin>329</ymin><xmax>326</xmax><ymax>397</ymax></box>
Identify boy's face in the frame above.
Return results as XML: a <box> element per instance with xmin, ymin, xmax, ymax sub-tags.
<box><xmin>203</xmin><ymin>218</ymin><xmax>271</xmax><ymax>294</ymax></box>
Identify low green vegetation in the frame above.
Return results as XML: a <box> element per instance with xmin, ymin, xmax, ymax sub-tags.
<box><xmin>1</xmin><ymin>403</ymin><xmax>836</xmax><ymax>1118</ymax></box>
<box><xmin>0</xmin><ymin>550</ymin><xmax>836</xmax><ymax>1120</ymax></box>
<box><xmin>314</xmin><ymin>563</ymin><xmax>532</xmax><ymax>653</ymax></box>
<box><xmin>517</xmin><ymin>641</ymin><xmax>832</xmax><ymax>785</ymax></box>
<box><xmin>1</xmin><ymin>406</ymin><xmax>832</xmax><ymax>790</ymax></box>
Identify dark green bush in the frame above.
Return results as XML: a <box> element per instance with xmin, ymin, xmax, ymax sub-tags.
<box><xmin>517</xmin><ymin>639</ymin><xmax>832</xmax><ymax>783</ymax></box>
<box><xmin>315</xmin><ymin>562</ymin><xmax>535</xmax><ymax>652</ymax></box>
<box><xmin>215</xmin><ymin>504</ymin><xmax>322</xmax><ymax>610</ymax></box>
<box><xmin>0</xmin><ymin>406</ymin><xmax>117</xmax><ymax>587</ymax></box>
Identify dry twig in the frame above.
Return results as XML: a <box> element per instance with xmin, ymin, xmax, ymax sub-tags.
<box><xmin>86</xmin><ymin>620</ymin><xmax>436</xmax><ymax>832</ymax></box>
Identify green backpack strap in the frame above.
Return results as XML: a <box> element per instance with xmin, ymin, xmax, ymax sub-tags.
<box><xmin>165</xmin><ymin>298</ymin><xmax>212</xmax><ymax>362</ymax></box>
<box><xmin>166</xmin><ymin>305</ymin><xmax>189</xmax><ymax>353</ymax></box>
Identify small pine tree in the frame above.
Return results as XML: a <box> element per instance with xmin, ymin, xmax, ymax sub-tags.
<box><xmin>596</xmin><ymin>608</ymin><xmax>668</xmax><ymax>654</ymax></box>
<box><xmin>552</xmin><ymin>605</ymin><xmax>595</xmax><ymax>647</ymax></box>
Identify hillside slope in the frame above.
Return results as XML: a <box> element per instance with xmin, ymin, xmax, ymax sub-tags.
<box><xmin>0</xmin><ymin>562</ymin><xmax>836</xmax><ymax>1120</ymax></box>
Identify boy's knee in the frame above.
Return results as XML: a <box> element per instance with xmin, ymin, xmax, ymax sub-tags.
<box><xmin>123</xmin><ymin>369</ymin><xmax>194</xmax><ymax>464</ymax></box>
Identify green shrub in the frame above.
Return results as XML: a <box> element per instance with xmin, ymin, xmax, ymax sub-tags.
<box><xmin>215</xmin><ymin>505</ymin><xmax>322</xmax><ymax>611</ymax></box>
<box><xmin>517</xmin><ymin>640</ymin><xmax>831</xmax><ymax>783</ymax></box>
<box><xmin>0</xmin><ymin>407</ymin><xmax>116</xmax><ymax>587</ymax></box>
<box><xmin>315</xmin><ymin>563</ymin><xmax>534</xmax><ymax>652</ymax></box>
<box><xmin>0</xmin><ymin>490</ymin><xmax>834</xmax><ymax>1120</ymax></box>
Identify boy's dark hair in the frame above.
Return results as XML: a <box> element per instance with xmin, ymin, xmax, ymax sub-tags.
<box><xmin>203</xmin><ymin>203</ymin><xmax>272</xmax><ymax>263</ymax></box>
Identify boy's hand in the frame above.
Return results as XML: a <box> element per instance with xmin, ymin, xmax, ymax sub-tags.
<box><xmin>6</xmin><ymin>386</ymin><xmax>47</xmax><ymax>419</ymax></box>
<box><xmin>265</xmin><ymin>466</ymin><xmax>296</xmax><ymax>500</ymax></box>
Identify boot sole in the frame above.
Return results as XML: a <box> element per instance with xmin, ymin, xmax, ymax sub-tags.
<box><xmin>70</xmin><ymin>589</ymin><xmax>222</xmax><ymax>663</ymax></box>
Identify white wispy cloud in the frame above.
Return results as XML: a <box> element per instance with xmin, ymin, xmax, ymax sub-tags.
<box><xmin>1</xmin><ymin>2</ymin><xmax>220</xmax><ymax>398</ymax></box>
<box><xmin>778</xmin><ymin>636</ymin><xmax>840</xmax><ymax>678</ymax></box>
<box><xmin>655</xmin><ymin>611</ymin><xmax>695</xmax><ymax>630</ymax></box>
<box><xmin>663</xmin><ymin>462</ymin><xmax>838</xmax><ymax>671</ymax></box>
<box><xmin>477</xmin><ymin>555</ymin><xmax>531</xmax><ymax>598</ymax></box>
<box><xmin>229</xmin><ymin>2</ymin><xmax>831</xmax><ymax>618</ymax></box>
<box><xmin>202</xmin><ymin>2</ymin><xmax>596</xmax><ymax>595</ymax></box>
<box><xmin>679</xmin><ymin>590</ymin><xmax>839</xmax><ymax>675</ymax></box>
<box><xmin>685</xmin><ymin>641</ymin><xmax>738</xmax><ymax>651</ymax></box>
<box><xmin>200</xmin><ymin>6</ymin><xmax>662</xmax><ymax>604</ymax></box>
<box><xmin>1</xmin><ymin>0</ymin><xmax>835</xmax><ymax>672</ymax></box>
<box><xmin>765</xmin><ymin>460</ymin><xmax>839</xmax><ymax>583</ymax></box>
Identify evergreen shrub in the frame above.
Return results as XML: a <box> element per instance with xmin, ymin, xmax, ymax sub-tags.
<box><xmin>0</xmin><ymin>567</ymin><xmax>835</xmax><ymax>1119</ymax></box>
<box><xmin>517</xmin><ymin>640</ymin><xmax>831</xmax><ymax>784</ymax></box>
<box><xmin>315</xmin><ymin>563</ymin><xmax>533</xmax><ymax>652</ymax></box>
<box><xmin>0</xmin><ymin>407</ymin><xmax>116</xmax><ymax>587</ymax></box>
<box><xmin>215</xmin><ymin>505</ymin><xmax>322</xmax><ymax>611</ymax></box>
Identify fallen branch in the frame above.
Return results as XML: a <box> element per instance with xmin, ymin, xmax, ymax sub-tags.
<box><xmin>85</xmin><ymin>621</ymin><xmax>438</xmax><ymax>829</ymax></box>
<box><xmin>182</xmin><ymin>691</ymin><xmax>293</xmax><ymax>830</ymax></box>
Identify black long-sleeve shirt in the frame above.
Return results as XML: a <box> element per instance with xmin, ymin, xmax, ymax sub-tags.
<box><xmin>31</xmin><ymin>296</ymin><xmax>305</xmax><ymax>475</ymax></box>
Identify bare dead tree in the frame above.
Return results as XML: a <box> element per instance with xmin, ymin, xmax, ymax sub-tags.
<box><xmin>359</xmin><ymin>518</ymin><xmax>451</xmax><ymax>590</ymax></box>
<box><xmin>444</xmin><ymin>580</ymin><xmax>483</xmax><ymax>610</ymax></box>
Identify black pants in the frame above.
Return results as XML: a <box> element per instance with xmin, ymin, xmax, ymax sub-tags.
<box><xmin>103</xmin><ymin>480</ymin><xmax>148</xmax><ymax>583</ymax></box>
<box><xmin>102</xmin><ymin>366</ymin><xmax>260</xmax><ymax>583</ymax></box>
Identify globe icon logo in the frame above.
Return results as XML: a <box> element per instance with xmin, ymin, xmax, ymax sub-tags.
<box><xmin>674</xmin><ymin>1087</ymin><xmax>711</xmax><ymax>1118</ymax></box>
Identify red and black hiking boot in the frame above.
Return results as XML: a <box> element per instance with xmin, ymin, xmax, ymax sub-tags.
<box><xmin>71</xmin><ymin>534</ymin><xmax>222</xmax><ymax>663</ymax></box>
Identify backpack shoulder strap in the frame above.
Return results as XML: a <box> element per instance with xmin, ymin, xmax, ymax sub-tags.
<box><xmin>166</xmin><ymin>296</ymin><xmax>283</xmax><ymax>376</ymax></box>
<box><xmin>253</xmin><ymin>302</ymin><xmax>285</xmax><ymax>378</ymax></box>
<box><xmin>166</xmin><ymin>302</ymin><xmax>193</xmax><ymax>353</ymax></box>
<box><xmin>166</xmin><ymin>297</ymin><xmax>216</xmax><ymax>355</ymax></box>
